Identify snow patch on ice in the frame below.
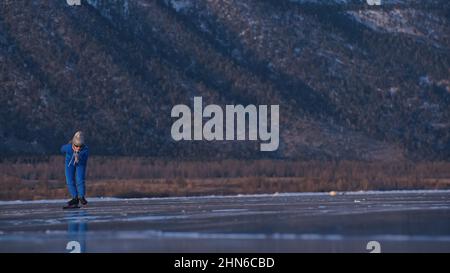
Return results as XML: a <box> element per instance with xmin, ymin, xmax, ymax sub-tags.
<box><xmin>56</xmin><ymin>230</ymin><xmax>450</xmax><ymax>242</ymax></box>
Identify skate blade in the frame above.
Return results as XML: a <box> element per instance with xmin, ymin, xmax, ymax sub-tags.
<box><xmin>63</xmin><ymin>206</ymin><xmax>81</xmax><ymax>210</ymax></box>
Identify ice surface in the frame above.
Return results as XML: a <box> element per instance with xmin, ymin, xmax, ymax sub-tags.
<box><xmin>1</xmin><ymin>190</ymin><xmax>449</xmax><ymax>252</ymax></box>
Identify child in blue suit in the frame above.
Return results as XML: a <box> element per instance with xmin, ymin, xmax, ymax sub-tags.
<box><xmin>61</xmin><ymin>131</ymin><xmax>89</xmax><ymax>208</ymax></box>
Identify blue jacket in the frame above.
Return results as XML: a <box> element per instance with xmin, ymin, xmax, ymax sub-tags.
<box><xmin>61</xmin><ymin>143</ymin><xmax>89</xmax><ymax>167</ymax></box>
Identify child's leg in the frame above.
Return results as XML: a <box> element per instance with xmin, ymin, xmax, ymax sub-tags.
<box><xmin>75</xmin><ymin>165</ymin><xmax>86</xmax><ymax>198</ymax></box>
<box><xmin>65</xmin><ymin>164</ymin><xmax>78</xmax><ymax>198</ymax></box>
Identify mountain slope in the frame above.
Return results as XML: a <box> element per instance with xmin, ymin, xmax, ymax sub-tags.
<box><xmin>0</xmin><ymin>0</ymin><xmax>449</xmax><ymax>160</ymax></box>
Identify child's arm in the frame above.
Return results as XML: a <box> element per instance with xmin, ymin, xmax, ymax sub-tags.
<box><xmin>79</xmin><ymin>146</ymin><xmax>89</xmax><ymax>161</ymax></box>
<box><xmin>60</xmin><ymin>143</ymin><xmax>71</xmax><ymax>154</ymax></box>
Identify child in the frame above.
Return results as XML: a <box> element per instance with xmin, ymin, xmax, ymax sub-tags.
<box><xmin>61</xmin><ymin>131</ymin><xmax>89</xmax><ymax>209</ymax></box>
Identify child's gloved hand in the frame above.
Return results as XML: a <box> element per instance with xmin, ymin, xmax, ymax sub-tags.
<box><xmin>74</xmin><ymin>152</ymin><xmax>79</xmax><ymax>164</ymax></box>
<box><xmin>72</xmin><ymin>144</ymin><xmax>81</xmax><ymax>164</ymax></box>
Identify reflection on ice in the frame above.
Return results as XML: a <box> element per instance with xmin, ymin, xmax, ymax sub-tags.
<box><xmin>65</xmin><ymin>210</ymin><xmax>87</xmax><ymax>253</ymax></box>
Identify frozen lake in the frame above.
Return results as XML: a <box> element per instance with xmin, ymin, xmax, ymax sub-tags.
<box><xmin>1</xmin><ymin>190</ymin><xmax>450</xmax><ymax>253</ymax></box>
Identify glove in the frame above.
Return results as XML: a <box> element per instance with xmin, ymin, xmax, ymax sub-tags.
<box><xmin>74</xmin><ymin>151</ymin><xmax>79</xmax><ymax>164</ymax></box>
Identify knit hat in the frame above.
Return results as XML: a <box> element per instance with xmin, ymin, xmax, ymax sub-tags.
<box><xmin>72</xmin><ymin>131</ymin><xmax>85</xmax><ymax>146</ymax></box>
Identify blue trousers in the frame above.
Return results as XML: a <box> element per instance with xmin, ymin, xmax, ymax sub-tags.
<box><xmin>65</xmin><ymin>163</ymin><xmax>87</xmax><ymax>198</ymax></box>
